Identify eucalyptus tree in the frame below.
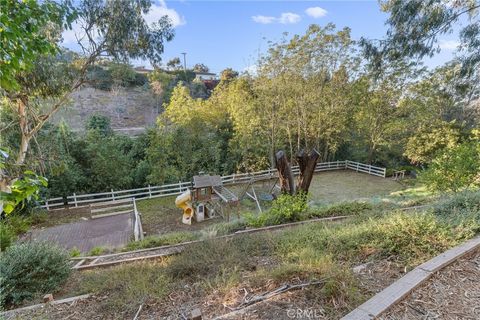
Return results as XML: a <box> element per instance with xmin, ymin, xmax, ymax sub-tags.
<box><xmin>1</xmin><ymin>0</ymin><xmax>174</xmax><ymax>190</ymax></box>
<box><xmin>362</xmin><ymin>0</ymin><xmax>480</xmax><ymax>74</ymax></box>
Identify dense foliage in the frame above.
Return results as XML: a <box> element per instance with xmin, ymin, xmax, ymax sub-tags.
<box><xmin>1</xmin><ymin>1</ymin><xmax>479</xmax><ymax>199</ymax></box>
<box><xmin>0</xmin><ymin>242</ymin><xmax>71</xmax><ymax>307</ymax></box>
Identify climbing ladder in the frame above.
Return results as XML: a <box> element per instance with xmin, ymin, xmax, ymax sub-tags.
<box><xmin>212</xmin><ymin>185</ymin><xmax>239</xmax><ymax>203</ymax></box>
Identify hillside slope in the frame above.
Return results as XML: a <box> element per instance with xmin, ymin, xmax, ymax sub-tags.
<box><xmin>52</xmin><ymin>86</ymin><xmax>160</xmax><ymax>135</ymax></box>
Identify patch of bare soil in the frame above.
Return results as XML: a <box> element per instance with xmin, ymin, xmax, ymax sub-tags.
<box><xmin>380</xmin><ymin>248</ymin><xmax>480</xmax><ymax>320</ymax></box>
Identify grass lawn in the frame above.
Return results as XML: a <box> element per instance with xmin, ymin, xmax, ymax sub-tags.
<box><xmin>136</xmin><ymin>170</ymin><xmax>405</xmax><ymax>236</ymax></box>
<box><xmin>308</xmin><ymin>170</ymin><xmax>404</xmax><ymax>204</ymax></box>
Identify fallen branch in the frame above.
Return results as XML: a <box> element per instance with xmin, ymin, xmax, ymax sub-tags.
<box><xmin>234</xmin><ymin>279</ymin><xmax>326</xmax><ymax>311</ymax></box>
<box><xmin>133</xmin><ymin>303</ymin><xmax>143</xmax><ymax>320</ymax></box>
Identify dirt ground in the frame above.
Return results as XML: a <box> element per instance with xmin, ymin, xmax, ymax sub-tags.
<box><xmin>4</xmin><ymin>258</ymin><xmax>406</xmax><ymax>320</ymax></box>
<box><xmin>380</xmin><ymin>248</ymin><xmax>480</xmax><ymax>320</ymax></box>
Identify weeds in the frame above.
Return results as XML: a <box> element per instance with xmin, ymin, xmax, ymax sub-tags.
<box><xmin>88</xmin><ymin>246</ymin><xmax>105</xmax><ymax>256</ymax></box>
<box><xmin>81</xmin><ymin>261</ymin><xmax>170</xmax><ymax>313</ymax></box>
<box><xmin>125</xmin><ymin>231</ymin><xmax>200</xmax><ymax>251</ymax></box>
<box><xmin>309</xmin><ymin>201</ymin><xmax>373</xmax><ymax>218</ymax></box>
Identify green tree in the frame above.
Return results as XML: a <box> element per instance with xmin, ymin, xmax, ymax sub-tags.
<box><xmin>0</xmin><ymin>0</ymin><xmax>76</xmax><ymax>90</ymax></box>
<box><xmin>85</xmin><ymin>114</ymin><xmax>113</xmax><ymax>137</ymax></box>
<box><xmin>421</xmin><ymin>137</ymin><xmax>480</xmax><ymax>192</ymax></box>
<box><xmin>220</xmin><ymin>68</ymin><xmax>239</xmax><ymax>82</ymax></box>
<box><xmin>193</xmin><ymin>63</ymin><xmax>209</xmax><ymax>73</ymax></box>
<box><xmin>362</xmin><ymin>0</ymin><xmax>480</xmax><ymax>74</ymax></box>
<box><xmin>1</xmin><ymin>0</ymin><xmax>174</xmax><ymax>192</ymax></box>
<box><xmin>166</xmin><ymin>57</ymin><xmax>181</xmax><ymax>70</ymax></box>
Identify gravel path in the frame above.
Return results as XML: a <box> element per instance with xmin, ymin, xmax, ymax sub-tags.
<box><xmin>380</xmin><ymin>248</ymin><xmax>480</xmax><ymax>320</ymax></box>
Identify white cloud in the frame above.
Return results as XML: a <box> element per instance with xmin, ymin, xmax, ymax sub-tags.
<box><xmin>252</xmin><ymin>15</ymin><xmax>276</xmax><ymax>24</ymax></box>
<box><xmin>61</xmin><ymin>1</ymin><xmax>184</xmax><ymax>45</ymax></box>
<box><xmin>143</xmin><ymin>0</ymin><xmax>185</xmax><ymax>27</ymax></box>
<box><xmin>439</xmin><ymin>39</ymin><xmax>460</xmax><ymax>50</ymax></box>
<box><xmin>305</xmin><ymin>7</ymin><xmax>327</xmax><ymax>18</ymax></box>
<box><xmin>252</xmin><ymin>12</ymin><xmax>301</xmax><ymax>25</ymax></box>
<box><xmin>279</xmin><ymin>12</ymin><xmax>301</xmax><ymax>24</ymax></box>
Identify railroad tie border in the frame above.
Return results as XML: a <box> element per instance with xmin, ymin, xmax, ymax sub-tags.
<box><xmin>341</xmin><ymin>236</ymin><xmax>480</xmax><ymax>320</ymax></box>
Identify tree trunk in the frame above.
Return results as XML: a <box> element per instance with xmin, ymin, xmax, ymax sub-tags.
<box><xmin>16</xmin><ymin>98</ymin><xmax>31</xmax><ymax>165</ymax></box>
<box><xmin>296</xmin><ymin>149</ymin><xmax>320</xmax><ymax>193</ymax></box>
<box><xmin>275</xmin><ymin>150</ymin><xmax>295</xmax><ymax>195</ymax></box>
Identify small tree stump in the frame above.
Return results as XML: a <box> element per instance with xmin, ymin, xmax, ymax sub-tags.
<box><xmin>275</xmin><ymin>150</ymin><xmax>296</xmax><ymax>195</ymax></box>
<box><xmin>296</xmin><ymin>149</ymin><xmax>320</xmax><ymax>193</ymax></box>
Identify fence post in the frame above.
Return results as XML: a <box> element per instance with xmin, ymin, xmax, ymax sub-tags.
<box><xmin>148</xmin><ymin>185</ymin><xmax>152</xmax><ymax>198</ymax></box>
<box><xmin>45</xmin><ymin>200</ymin><xmax>49</xmax><ymax>210</ymax></box>
<box><xmin>111</xmin><ymin>189</ymin><xmax>115</xmax><ymax>201</ymax></box>
<box><xmin>73</xmin><ymin>193</ymin><xmax>78</xmax><ymax>207</ymax></box>
<box><xmin>356</xmin><ymin>162</ymin><xmax>359</xmax><ymax>172</ymax></box>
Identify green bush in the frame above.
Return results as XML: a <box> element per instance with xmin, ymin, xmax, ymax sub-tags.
<box><xmin>125</xmin><ymin>231</ymin><xmax>199</xmax><ymax>251</ymax></box>
<box><xmin>0</xmin><ymin>224</ymin><xmax>15</xmax><ymax>251</ymax></box>
<box><xmin>0</xmin><ymin>242</ymin><xmax>71</xmax><ymax>306</ymax></box>
<box><xmin>245</xmin><ymin>193</ymin><xmax>308</xmax><ymax>227</ymax></box>
<box><xmin>433</xmin><ymin>191</ymin><xmax>480</xmax><ymax>217</ymax></box>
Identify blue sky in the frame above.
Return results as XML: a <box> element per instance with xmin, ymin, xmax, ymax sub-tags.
<box><xmin>62</xmin><ymin>0</ymin><xmax>461</xmax><ymax>74</ymax></box>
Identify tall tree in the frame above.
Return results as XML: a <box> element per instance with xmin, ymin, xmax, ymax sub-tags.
<box><xmin>1</xmin><ymin>0</ymin><xmax>174</xmax><ymax>190</ymax></box>
<box><xmin>362</xmin><ymin>0</ymin><xmax>480</xmax><ymax>74</ymax></box>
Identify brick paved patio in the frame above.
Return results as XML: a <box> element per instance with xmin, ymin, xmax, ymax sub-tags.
<box><xmin>28</xmin><ymin>213</ymin><xmax>133</xmax><ymax>253</ymax></box>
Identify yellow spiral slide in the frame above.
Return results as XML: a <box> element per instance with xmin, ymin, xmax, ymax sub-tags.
<box><xmin>175</xmin><ymin>189</ymin><xmax>194</xmax><ymax>225</ymax></box>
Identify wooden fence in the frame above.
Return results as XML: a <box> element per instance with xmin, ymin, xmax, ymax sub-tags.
<box><xmin>40</xmin><ymin>160</ymin><xmax>386</xmax><ymax>210</ymax></box>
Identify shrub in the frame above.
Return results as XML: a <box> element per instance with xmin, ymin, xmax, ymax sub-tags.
<box><xmin>4</xmin><ymin>214</ymin><xmax>31</xmax><ymax>235</ymax></box>
<box><xmin>245</xmin><ymin>193</ymin><xmax>308</xmax><ymax>227</ymax></box>
<box><xmin>420</xmin><ymin>141</ymin><xmax>480</xmax><ymax>192</ymax></box>
<box><xmin>0</xmin><ymin>223</ymin><xmax>15</xmax><ymax>251</ymax></box>
<box><xmin>125</xmin><ymin>231</ymin><xmax>199</xmax><ymax>251</ymax></box>
<box><xmin>0</xmin><ymin>242</ymin><xmax>71</xmax><ymax>306</ymax></box>
<box><xmin>433</xmin><ymin>191</ymin><xmax>480</xmax><ymax>218</ymax></box>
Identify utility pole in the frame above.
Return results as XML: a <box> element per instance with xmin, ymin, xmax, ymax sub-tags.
<box><xmin>181</xmin><ymin>52</ymin><xmax>187</xmax><ymax>73</ymax></box>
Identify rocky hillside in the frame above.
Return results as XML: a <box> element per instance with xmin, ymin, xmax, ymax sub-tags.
<box><xmin>52</xmin><ymin>86</ymin><xmax>160</xmax><ymax>135</ymax></box>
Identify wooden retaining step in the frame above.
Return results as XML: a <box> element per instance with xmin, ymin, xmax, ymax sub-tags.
<box><xmin>91</xmin><ymin>209</ymin><xmax>133</xmax><ymax>219</ymax></box>
<box><xmin>341</xmin><ymin>236</ymin><xmax>480</xmax><ymax>320</ymax></box>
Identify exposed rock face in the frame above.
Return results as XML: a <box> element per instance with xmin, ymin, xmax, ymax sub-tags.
<box><xmin>52</xmin><ymin>86</ymin><xmax>160</xmax><ymax>135</ymax></box>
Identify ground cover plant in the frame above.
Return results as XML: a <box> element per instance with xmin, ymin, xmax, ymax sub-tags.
<box><xmin>0</xmin><ymin>242</ymin><xmax>71</xmax><ymax>308</ymax></box>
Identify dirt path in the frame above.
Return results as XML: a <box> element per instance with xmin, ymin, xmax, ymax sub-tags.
<box><xmin>380</xmin><ymin>248</ymin><xmax>480</xmax><ymax>320</ymax></box>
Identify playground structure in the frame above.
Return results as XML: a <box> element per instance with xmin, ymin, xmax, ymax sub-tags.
<box><xmin>175</xmin><ymin>174</ymin><xmax>239</xmax><ymax>225</ymax></box>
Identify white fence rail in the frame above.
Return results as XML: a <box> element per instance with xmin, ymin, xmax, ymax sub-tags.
<box><xmin>40</xmin><ymin>160</ymin><xmax>385</xmax><ymax>210</ymax></box>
